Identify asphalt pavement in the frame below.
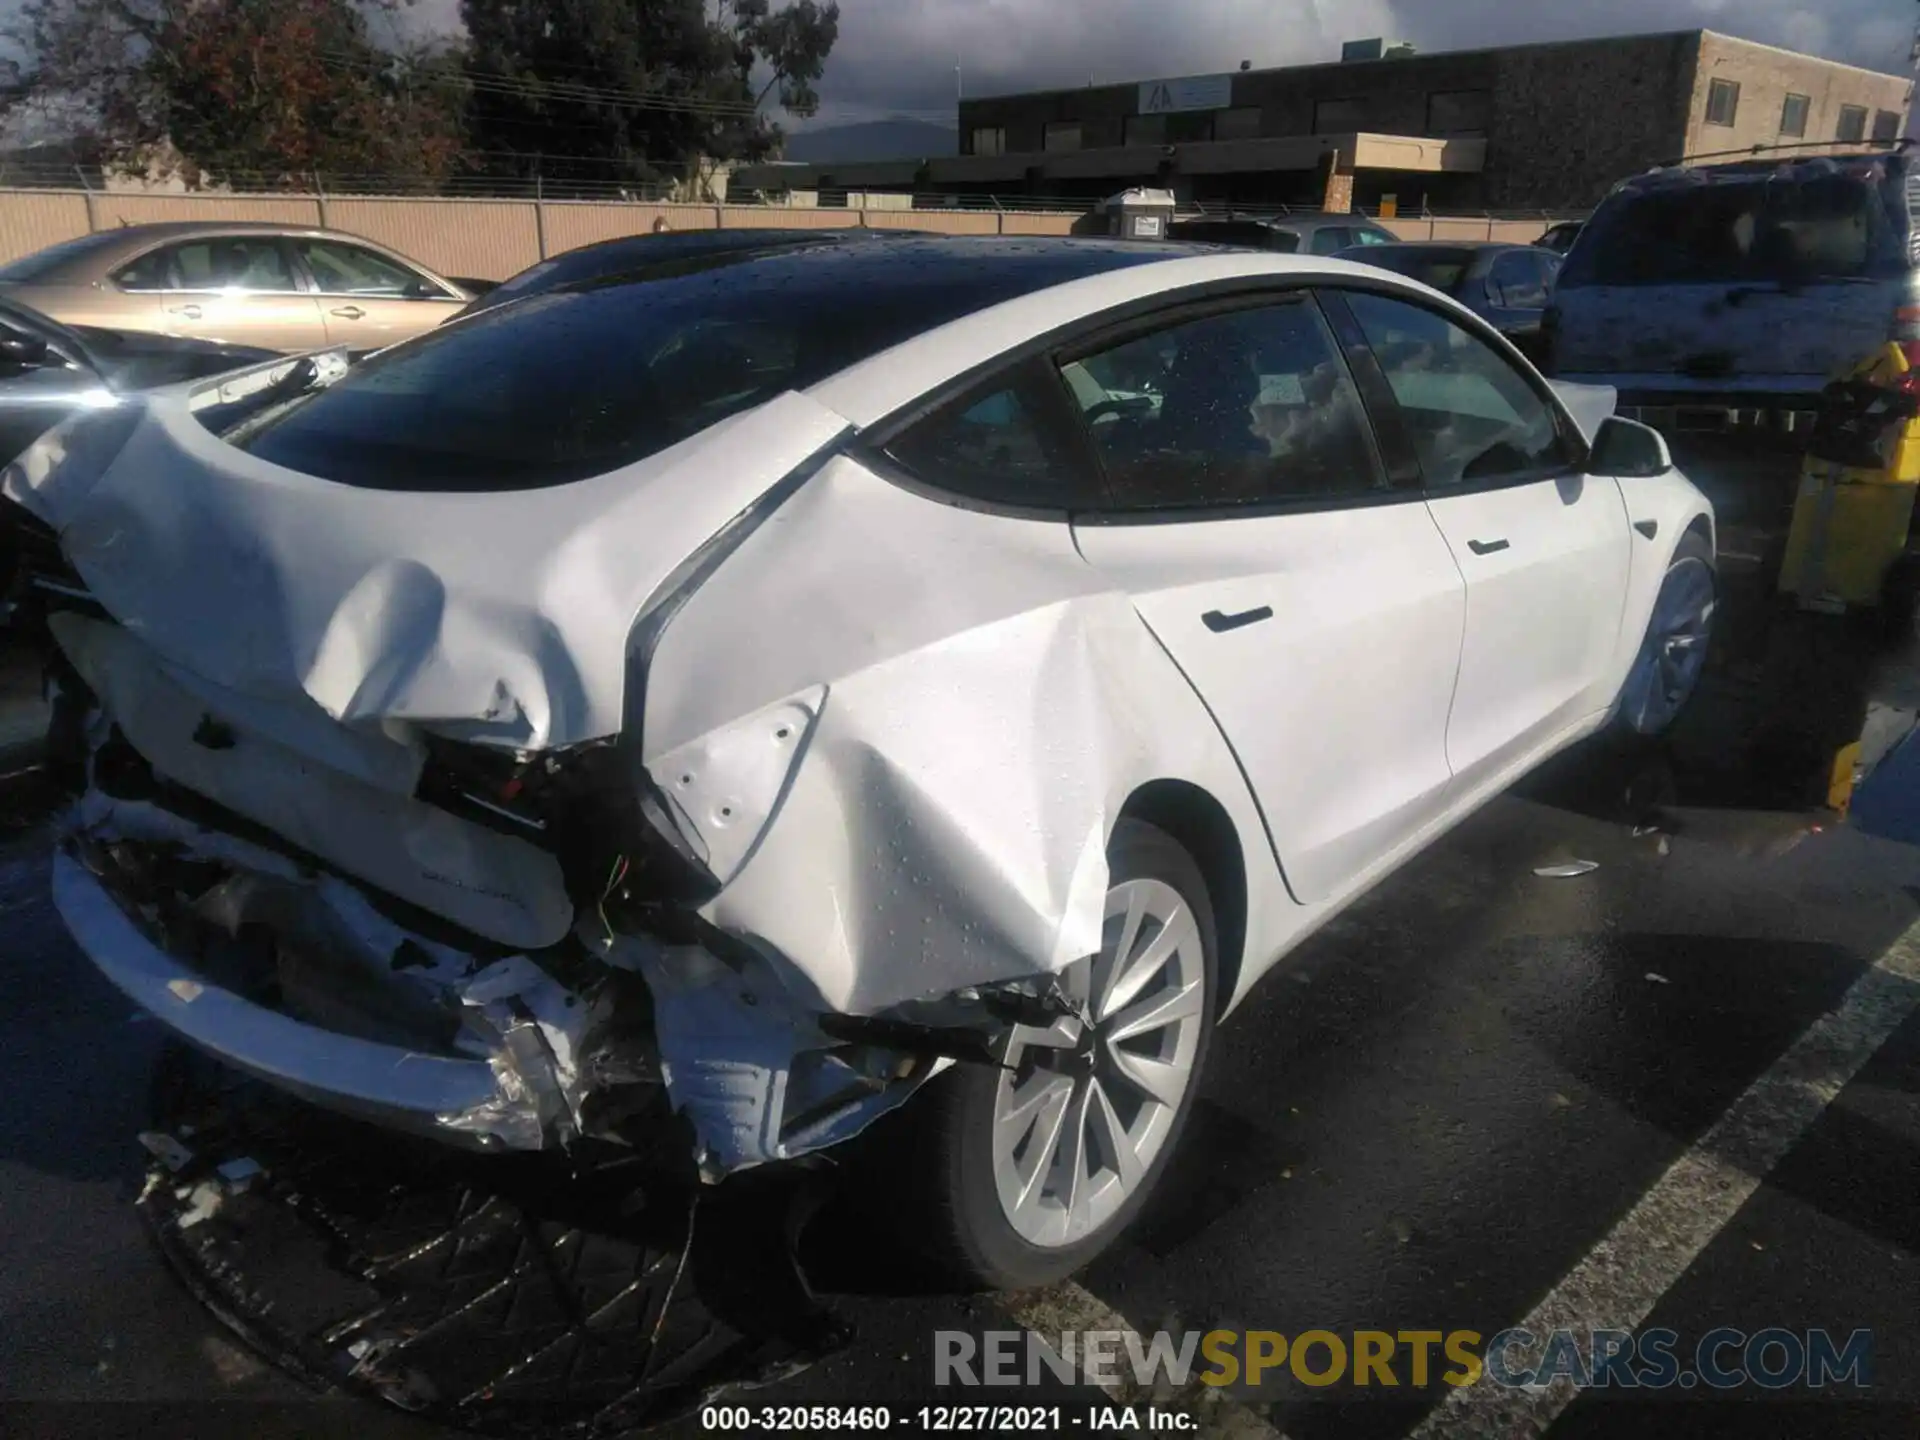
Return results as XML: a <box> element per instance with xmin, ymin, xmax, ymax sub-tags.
<box><xmin>2</xmin><ymin>465</ymin><xmax>1919</xmax><ymax>1438</ymax></box>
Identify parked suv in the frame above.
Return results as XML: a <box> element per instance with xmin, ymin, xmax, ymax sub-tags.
<box><xmin>1545</xmin><ymin>150</ymin><xmax>1919</xmax><ymax>428</ymax></box>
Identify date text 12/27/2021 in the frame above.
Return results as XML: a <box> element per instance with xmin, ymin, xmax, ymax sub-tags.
<box><xmin>700</xmin><ymin>1405</ymin><xmax>1198</xmax><ymax>1431</ymax></box>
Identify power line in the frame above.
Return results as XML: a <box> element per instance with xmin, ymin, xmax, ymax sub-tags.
<box><xmin>316</xmin><ymin>49</ymin><xmax>768</xmax><ymax>121</ymax></box>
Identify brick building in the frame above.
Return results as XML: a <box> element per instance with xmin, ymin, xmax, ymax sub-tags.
<box><xmin>734</xmin><ymin>30</ymin><xmax>1913</xmax><ymax>214</ymax></box>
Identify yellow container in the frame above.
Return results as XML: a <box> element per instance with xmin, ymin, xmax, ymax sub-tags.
<box><xmin>1778</xmin><ymin>344</ymin><xmax>1920</xmax><ymax>612</ymax></box>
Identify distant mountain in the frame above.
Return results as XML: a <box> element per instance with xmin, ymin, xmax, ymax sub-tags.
<box><xmin>782</xmin><ymin>120</ymin><xmax>957</xmax><ymax>165</ymax></box>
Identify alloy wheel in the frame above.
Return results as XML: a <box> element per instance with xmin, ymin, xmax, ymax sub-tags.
<box><xmin>1620</xmin><ymin>555</ymin><xmax>1715</xmax><ymax>736</ymax></box>
<box><xmin>990</xmin><ymin>877</ymin><xmax>1207</xmax><ymax>1249</ymax></box>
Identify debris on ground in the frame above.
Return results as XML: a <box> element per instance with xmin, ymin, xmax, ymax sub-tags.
<box><xmin>1534</xmin><ymin>860</ymin><xmax>1600</xmax><ymax>878</ymax></box>
<box><xmin>138</xmin><ymin>1042</ymin><xmax>852</xmax><ymax>1437</ymax></box>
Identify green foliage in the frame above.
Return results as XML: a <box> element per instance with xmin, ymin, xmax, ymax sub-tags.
<box><xmin>459</xmin><ymin>0</ymin><xmax>840</xmax><ymax>193</ymax></box>
<box><xmin>0</xmin><ymin>0</ymin><xmax>469</xmax><ymax>189</ymax></box>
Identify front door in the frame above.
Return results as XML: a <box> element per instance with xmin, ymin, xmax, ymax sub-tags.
<box><xmin>1333</xmin><ymin>288</ymin><xmax>1631</xmax><ymax>790</ymax></box>
<box><xmin>1062</xmin><ymin>293</ymin><xmax>1467</xmax><ymax>904</ymax></box>
<box><xmin>290</xmin><ymin>238</ymin><xmax>466</xmax><ymax>351</ymax></box>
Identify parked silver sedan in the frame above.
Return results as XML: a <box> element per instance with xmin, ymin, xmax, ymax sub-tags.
<box><xmin>0</xmin><ymin>222</ymin><xmax>473</xmax><ymax>354</ymax></box>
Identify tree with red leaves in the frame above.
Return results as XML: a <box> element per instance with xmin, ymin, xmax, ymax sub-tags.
<box><xmin>0</xmin><ymin>0</ymin><xmax>468</xmax><ymax>190</ymax></box>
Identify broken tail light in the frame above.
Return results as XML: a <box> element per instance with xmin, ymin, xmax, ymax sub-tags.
<box><xmin>417</xmin><ymin>435</ymin><xmax>847</xmax><ymax>922</ymax></box>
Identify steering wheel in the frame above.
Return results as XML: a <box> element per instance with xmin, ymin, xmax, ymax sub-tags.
<box><xmin>1083</xmin><ymin>394</ymin><xmax>1152</xmax><ymax>426</ymax></box>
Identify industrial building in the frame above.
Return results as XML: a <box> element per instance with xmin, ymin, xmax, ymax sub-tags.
<box><xmin>733</xmin><ymin>30</ymin><xmax>1914</xmax><ymax>214</ymax></box>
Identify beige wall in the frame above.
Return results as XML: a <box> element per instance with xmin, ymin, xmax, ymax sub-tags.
<box><xmin>1687</xmin><ymin>32</ymin><xmax>1913</xmax><ymax>160</ymax></box>
<box><xmin>0</xmin><ymin>186</ymin><xmax>1562</xmax><ymax>281</ymax></box>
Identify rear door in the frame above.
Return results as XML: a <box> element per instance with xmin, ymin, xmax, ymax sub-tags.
<box><xmin>1329</xmin><ymin>287</ymin><xmax>1630</xmax><ymax>789</ymax></box>
<box><xmin>1551</xmin><ymin>164</ymin><xmax>1905</xmax><ymax>391</ymax></box>
<box><xmin>139</xmin><ymin>236</ymin><xmax>327</xmax><ymax>352</ymax></box>
<box><xmin>1064</xmin><ymin>291</ymin><xmax>1467</xmax><ymax>903</ymax></box>
<box><xmin>291</xmin><ymin>238</ymin><xmax>466</xmax><ymax>351</ymax></box>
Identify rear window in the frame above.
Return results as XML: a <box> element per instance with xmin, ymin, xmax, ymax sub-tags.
<box><xmin>1562</xmin><ymin>169</ymin><xmax>1902</xmax><ymax>288</ymax></box>
<box><xmin>1350</xmin><ymin>247</ymin><xmax>1473</xmax><ymax>293</ymax></box>
<box><xmin>0</xmin><ymin>231</ymin><xmax>130</xmax><ymax>283</ymax></box>
<box><xmin>1169</xmin><ymin>222</ymin><xmax>1301</xmax><ymax>253</ymax></box>
<box><xmin>238</xmin><ymin>237</ymin><xmax>1170</xmax><ymax>491</ymax></box>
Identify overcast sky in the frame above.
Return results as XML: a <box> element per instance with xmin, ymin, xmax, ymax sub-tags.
<box><xmin>401</xmin><ymin>0</ymin><xmax>1920</xmax><ymax>129</ymax></box>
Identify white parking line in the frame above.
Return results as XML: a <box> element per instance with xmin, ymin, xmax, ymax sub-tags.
<box><xmin>1411</xmin><ymin>919</ymin><xmax>1920</xmax><ymax>1439</ymax></box>
<box><xmin>1002</xmin><ymin>1280</ymin><xmax>1289</xmax><ymax>1438</ymax></box>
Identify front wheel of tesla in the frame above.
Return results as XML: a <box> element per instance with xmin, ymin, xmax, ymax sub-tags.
<box><xmin>1617</xmin><ymin>530</ymin><xmax>1716</xmax><ymax>739</ymax></box>
<box><xmin>898</xmin><ymin>819</ymin><xmax>1219</xmax><ymax>1289</ymax></box>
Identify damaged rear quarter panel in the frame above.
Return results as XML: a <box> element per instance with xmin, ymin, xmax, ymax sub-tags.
<box><xmin>641</xmin><ymin>454</ymin><xmax>1283</xmax><ymax>1017</ymax></box>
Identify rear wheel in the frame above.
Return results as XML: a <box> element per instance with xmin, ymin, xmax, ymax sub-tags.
<box><xmin>891</xmin><ymin>820</ymin><xmax>1217</xmax><ymax>1289</ymax></box>
<box><xmin>1616</xmin><ymin>531</ymin><xmax>1715</xmax><ymax>739</ymax></box>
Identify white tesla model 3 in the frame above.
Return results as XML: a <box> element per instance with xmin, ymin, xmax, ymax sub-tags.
<box><xmin>8</xmin><ymin>233</ymin><xmax>1714</xmax><ymax>1287</ymax></box>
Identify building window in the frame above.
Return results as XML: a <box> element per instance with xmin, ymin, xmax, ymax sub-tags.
<box><xmin>1705</xmin><ymin>78</ymin><xmax>1740</xmax><ymax>127</ymax></box>
<box><xmin>1425</xmin><ymin>90</ymin><xmax>1491</xmax><ymax>137</ymax></box>
<box><xmin>1124</xmin><ymin>113</ymin><xmax>1167</xmax><ymax>146</ymax></box>
<box><xmin>1874</xmin><ymin>110</ymin><xmax>1903</xmax><ymax>143</ymax></box>
<box><xmin>969</xmin><ymin>126</ymin><xmax>1007</xmax><ymax>157</ymax></box>
<box><xmin>1838</xmin><ymin>106</ymin><xmax>1869</xmax><ymax>143</ymax></box>
<box><xmin>1043</xmin><ymin>121</ymin><xmax>1082</xmax><ymax>153</ymax></box>
<box><xmin>1779</xmin><ymin>93</ymin><xmax>1810</xmax><ymax>138</ymax></box>
<box><xmin>1213</xmin><ymin>107</ymin><xmax>1262</xmax><ymax>142</ymax></box>
<box><xmin>1313</xmin><ymin>97</ymin><xmax>1368</xmax><ymax>133</ymax></box>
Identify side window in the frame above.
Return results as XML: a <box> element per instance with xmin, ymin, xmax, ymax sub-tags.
<box><xmin>164</xmin><ymin>238</ymin><xmax>299</xmax><ymax>293</ymax></box>
<box><xmin>1059</xmin><ymin>298</ymin><xmax>1382</xmax><ymax>511</ymax></box>
<box><xmin>296</xmin><ymin>239</ymin><xmax>443</xmax><ymax>298</ymax></box>
<box><xmin>1341</xmin><ymin>290</ymin><xmax>1577</xmax><ymax>488</ymax></box>
<box><xmin>1488</xmin><ymin>251</ymin><xmax>1548</xmax><ymax>309</ymax></box>
<box><xmin>884</xmin><ymin>372</ymin><xmax>1082</xmax><ymax>508</ymax></box>
<box><xmin>1309</xmin><ymin>226</ymin><xmax>1352</xmax><ymax>255</ymax></box>
<box><xmin>113</xmin><ymin>249</ymin><xmax>175</xmax><ymax>292</ymax></box>
<box><xmin>1535</xmin><ymin>251</ymin><xmax>1563</xmax><ymax>293</ymax></box>
<box><xmin>1352</xmin><ymin>228</ymin><xmax>1393</xmax><ymax>247</ymax></box>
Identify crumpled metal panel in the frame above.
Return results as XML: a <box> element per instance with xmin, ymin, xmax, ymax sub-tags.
<box><xmin>646</xmin><ymin>455</ymin><xmax>1279</xmax><ymax>1017</ymax></box>
<box><xmin>3</xmin><ymin>386</ymin><xmax>850</xmax><ymax>750</ymax></box>
<box><xmin>52</xmin><ymin>611</ymin><xmax>572</xmax><ymax>950</ymax></box>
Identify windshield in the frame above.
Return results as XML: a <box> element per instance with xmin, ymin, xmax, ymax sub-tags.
<box><xmin>237</xmin><ymin>236</ymin><xmax>1173</xmax><ymax>492</ymax></box>
<box><xmin>0</xmin><ymin>232</ymin><xmax>131</xmax><ymax>284</ymax></box>
<box><xmin>1349</xmin><ymin>247</ymin><xmax>1474</xmax><ymax>293</ymax></box>
<box><xmin>1562</xmin><ymin>168</ymin><xmax>1901</xmax><ymax>288</ymax></box>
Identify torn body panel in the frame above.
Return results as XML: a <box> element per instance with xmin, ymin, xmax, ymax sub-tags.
<box><xmin>647</xmin><ymin>454</ymin><xmax>1285</xmax><ymax>1017</ymax></box>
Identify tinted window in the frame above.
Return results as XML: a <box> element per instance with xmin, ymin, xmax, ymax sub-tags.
<box><xmin>1350</xmin><ymin>227</ymin><xmax>1394</xmax><ymax>247</ymax></box>
<box><xmin>114</xmin><ymin>248</ymin><xmax>175</xmax><ymax>292</ymax></box>
<box><xmin>1308</xmin><ymin>226</ymin><xmax>1352</xmax><ymax>255</ymax></box>
<box><xmin>1343</xmin><ymin>290</ymin><xmax>1574</xmax><ymax>487</ymax></box>
<box><xmin>240</xmin><ymin>237</ymin><xmax>1172</xmax><ymax>491</ymax></box>
<box><xmin>165</xmin><ymin>238</ymin><xmax>299</xmax><ymax>293</ymax></box>
<box><xmin>1488</xmin><ymin>251</ymin><xmax>1548</xmax><ymax>309</ymax></box>
<box><xmin>1564</xmin><ymin>172</ymin><xmax>1896</xmax><ymax>287</ymax></box>
<box><xmin>1350</xmin><ymin>246</ymin><xmax>1472</xmax><ymax>293</ymax></box>
<box><xmin>1060</xmin><ymin>299</ymin><xmax>1381</xmax><ymax>510</ymax></box>
<box><xmin>885</xmin><ymin>374</ymin><xmax>1079</xmax><ymax>506</ymax></box>
<box><xmin>297</xmin><ymin>239</ymin><xmax>440</xmax><ymax>298</ymax></box>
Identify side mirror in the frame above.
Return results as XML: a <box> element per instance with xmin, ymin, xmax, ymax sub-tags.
<box><xmin>1590</xmin><ymin>415</ymin><xmax>1673</xmax><ymax>478</ymax></box>
<box><xmin>0</xmin><ymin>328</ymin><xmax>50</xmax><ymax>371</ymax></box>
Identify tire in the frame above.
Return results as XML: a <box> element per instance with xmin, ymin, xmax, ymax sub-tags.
<box><xmin>1615</xmin><ymin>530</ymin><xmax>1716</xmax><ymax>740</ymax></box>
<box><xmin>884</xmin><ymin>819</ymin><xmax>1219</xmax><ymax>1290</ymax></box>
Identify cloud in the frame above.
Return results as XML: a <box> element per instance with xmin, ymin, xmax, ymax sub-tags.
<box><xmin>800</xmin><ymin>0</ymin><xmax>1916</xmax><ymax>126</ymax></box>
<box><xmin>380</xmin><ymin>0</ymin><xmax>1917</xmax><ymax>130</ymax></box>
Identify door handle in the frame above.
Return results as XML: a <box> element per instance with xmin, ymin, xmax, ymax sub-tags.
<box><xmin>330</xmin><ymin>305</ymin><xmax>366</xmax><ymax>320</ymax></box>
<box><xmin>168</xmin><ymin>304</ymin><xmax>202</xmax><ymax>319</ymax></box>
<box><xmin>1467</xmin><ymin>538</ymin><xmax>1510</xmax><ymax>556</ymax></box>
<box><xmin>1202</xmin><ymin>605</ymin><xmax>1274</xmax><ymax>634</ymax></box>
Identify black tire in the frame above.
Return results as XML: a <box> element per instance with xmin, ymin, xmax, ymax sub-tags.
<box><xmin>878</xmin><ymin>819</ymin><xmax>1219</xmax><ymax>1290</ymax></box>
<box><xmin>1614</xmin><ymin>530</ymin><xmax>1716</xmax><ymax>741</ymax></box>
